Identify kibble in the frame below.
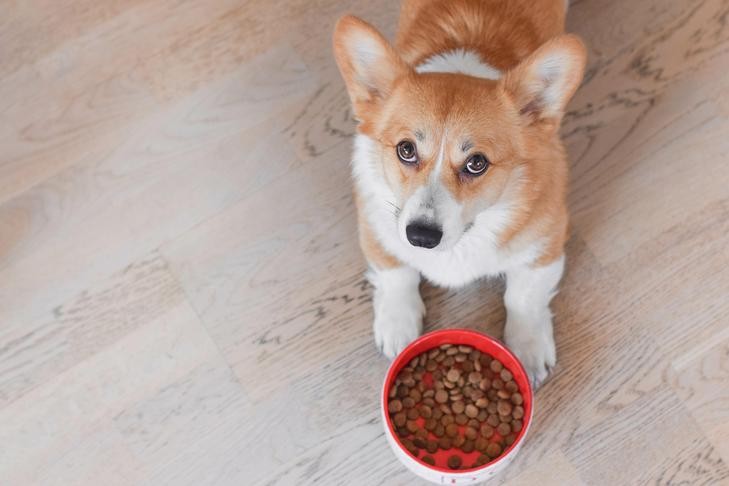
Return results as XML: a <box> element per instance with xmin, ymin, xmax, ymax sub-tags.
<box><xmin>387</xmin><ymin>345</ymin><xmax>526</xmax><ymax>469</ymax></box>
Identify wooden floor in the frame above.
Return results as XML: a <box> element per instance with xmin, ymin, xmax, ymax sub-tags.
<box><xmin>1</xmin><ymin>0</ymin><xmax>728</xmax><ymax>484</ymax></box>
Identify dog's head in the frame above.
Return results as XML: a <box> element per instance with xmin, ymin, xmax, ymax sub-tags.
<box><xmin>334</xmin><ymin>16</ymin><xmax>586</xmax><ymax>251</ymax></box>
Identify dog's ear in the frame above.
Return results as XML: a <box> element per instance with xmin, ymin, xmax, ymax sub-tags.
<box><xmin>501</xmin><ymin>35</ymin><xmax>586</xmax><ymax>129</ymax></box>
<box><xmin>333</xmin><ymin>15</ymin><xmax>411</xmax><ymax>120</ymax></box>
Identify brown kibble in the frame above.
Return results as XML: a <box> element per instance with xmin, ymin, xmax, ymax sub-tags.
<box><xmin>452</xmin><ymin>401</ymin><xmax>465</xmax><ymax>414</ymax></box>
<box><xmin>440</xmin><ymin>403</ymin><xmax>452</xmax><ymax>415</ymax></box>
<box><xmin>448</xmin><ymin>455</ymin><xmax>462</xmax><ymax>470</ymax></box>
<box><xmin>497</xmin><ymin>400</ymin><xmax>513</xmax><ymax>416</ymax></box>
<box><xmin>497</xmin><ymin>389</ymin><xmax>511</xmax><ymax>399</ymax></box>
<box><xmin>426</xmin><ymin>359</ymin><xmax>438</xmax><ymax>372</ymax></box>
<box><xmin>446</xmin><ymin>423</ymin><xmax>459</xmax><ymax>437</ymax></box>
<box><xmin>487</xmin><ymin>401</ymin><xmax>498</xmax><ymax>414</ymax></box>
<box><xmin>435</xmin><ymin>390</ymin><xmax>449</xmax><ymax>404</ymax></box>
<box><xmin>476</xmin><ymin>454</ymin><xmax>490</xmax><ymax>466</ymax></box>
<box><xmin>468</xmin><ymin>371</ymin><xmax>482</xmax><ymax>385</ymax></box>
<box><xmin>487</xmin><ymin>414</ymin><xmax>500</xmax><ymax>427</ymax></box>
<box><xmin>446</xmin><ymin>368</ymin><xmax>461</xmax><ymax>382</ymax></box>
<box><xmin>462</xmin><ymin>440</ymin><xmax>475</xmax><ymax>453</ymax></box>
<box><xmin>474</xmin><ymin>359</ymin><xmax>482</xmax><ymax>372</ymax></box>
<box><xmin>434</xmin><ymin>424</ymin><xmax>445</xmax><ymax>437</ymax></box>
<box><xmin>426</xmin><ymin>439</ymin><xmax>438</xmax><ymax>454</ymax></box>
<box><xmin>454</xmin><ymin>353</ymin><xmax>467</xmax><ymax>363</ymax></box>
<box><xmin>490</xmin><ymin>360</ymin><xmax>503</xmax><ymax>373</ymax></box>
<box><xmin>422</xmin><ymin>455</ymin><xmax>435</xmax><ymax>466</ymax></box>
<box><xmin>403</xmin><ymin>397</ymin><xmax>415</xmax><ymax>408</ymax></box>
<box><xmin>455</xmin><ymin>414</ymin><xmax>468</xmax><ymax>425</ymax></box>
<box><xmin>424</xmin><ymin>418</ymin><xmax>437</xmax><ymax>431</ymax></box>
<box><xmin>440</xmin><ymin>343</ymin><xmax>452</xmax><ymax>350</ymax></box>
<box><xmin>505</xmin><ymin>381</ymin><xmax>519</xmax><ymax>393</ymax></box>
<box><xmin>500</xmin><ymin>369</ymin><xmax>513</xmax><ymax>382</ymax></box>
<box><xmin>480</xmin><ymin>424</ymin><xmax>494</xmax><ymax>438</ymax></box>
<box><xmin>409</xmin><ymin>389</ymin><xmax>422</xmax><ymax>402</ymax></box>
<box><xmin>438</xmin><ymin>437</ymin><xmax>452</xmax><ymax>450</ymax></box>
<box><xmin>486</xmin><ymin>442</ymin><xmax>502</xmax><ymax>458</ymax></box>
<box><xmin>416</xmin><ymin>428</ymin><xmax>428</xmax><ymax>439</ymax></box>
<box><xmin>465</xmin><ymin>404</ymin><xmax>479</xmax><ymax>418</ymax></box>
<box><xmin>441</xmin><ymin>414</ymin><xmax>454</xmax><ymax>426</ymax></box>
<box><xmin>406</xmin><ymin>420</ymin><xmax>419</xmax><ymax>433</ymax></box>
<box><xmin>487</xmin><ymin>389</ymin><xmax>499</xmax><ymax>401</ymax></box>
<box><xmin>458</xmin><ymin>345</ymin><xmax>473</xmax><ymax>353</ymax></box>
<box><xmin>388</xmin><ymin>399</ymin><xmax>403</xmax><ymax>413</ymax></box>
<box><xmin>491</xmin><ymin>379</ymin><xmax>504</xmax><ymax>390</ymax></box>
<box><xmin>443</xmin><ymin>356</ymin><xmax>455</xmax><ymax>367</ymax></box>
<box><xmin>475</xmin><ymin>437</ymin><xmax>489</xmax><ymax>452</ymax></box>
<box><xmin>476</xmin><ymin>397</ymin><xmax>489</xmax><ymax>408</ymax></box>
<box><xmin>497</xmin><ymin>422</ymin><xmax>511</xmax><ymax>436</ymax></box>
<box><xmin>407</xmin><ymin>408</ymin><xmax>419</xmax><ymax>420</ymax></box>
<box><xmin>465</xmin><ymin>426</ymin><xmax>478</xmax><ymax>440</ymax></box>
<box><xmin>397</xmin><ymin>385</ymin><xmax>409</xmax><ymax>398</ymax></box>
<box><xmin>428</xmin><ymin>348</ymin><xmax>441</xmax><ymax>359</ymax></box>
<box><xmin>467</xmin><ymin>419</ymin><xmax>480</xmax><ymax>429</ymax></box>
<box><xmin>453</xmin><ymin>435</ymin><xmax>466</xmax><ymax>447</ymax></box>
<box><xmin>462</xmin><ymin>360</ymin><xmax>473</xmax><ymax>372</ymax></box>
<box><xmin>396</xmin><ymin>427</ymin><xmax>409</xmax><ymax>438</ymax></box>
<box><xmin>511</xmin><ymin>393</ymin><xmax>523</xmax><ymax>405</ymax></box>
<box><xmin>413</xmin><ymin>437</ymin><xmax>427</xmax><ymax>449</ymax></box>
<box><xmin>420</xmin><ymin>405</ymin><xmax>432</xmax><ymax>418</ymax></box>
<box><xmin>393</xmin><ymin>412</ymin><xmax>407</xmax><ymax>427</ymax></box>
<box><xmin>477</xmin><ymin>410</ymin><xmax>488</xmax><ymax>422</ymax></box>
<box><xmin>389</xmin><ymin>385</ymin><xmax>398</xmax><ymax>398</ymax></box>
<box><xmin>423</xmin><ymin>391</ymin><xmax>435</xmax><ymax>401</ymax></box>
<box><xmin>505</xmin><ymin>433</ymin><xmax>517</xmax><ymax>446</ymax></box>
<box><xmin>513</xmin><ymin>405</ymin><xmax>524</xmax><ymax>419</ymax></box>
<box><xmin>446</xmin><ymin>346</ymin><xmax>459</xmax><ymax>356</ymax></box>
<box><xmin>479</xmin><ymin>378</ymin><xmax>492</xmax><ymax>391</ymax></box>
<box><xmin>432</xmin><ymin>408</ymin><xmax>443</xmax><ymax>420</ymax></box>
<box><xmin>512</xmin><ymin>419</ymin><xmax>523</xmax><ymax>432</ymax></box>
<box><xmin>480</xmin><ymin>354</ymin><xmax>492</xmax><ymax>367</ymax></box>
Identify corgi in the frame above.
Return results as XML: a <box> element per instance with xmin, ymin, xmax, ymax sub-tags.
<box><xmin>333</xmin><ymin>0</ymin><xmax>586</xmax><ymax>387</ymax></box>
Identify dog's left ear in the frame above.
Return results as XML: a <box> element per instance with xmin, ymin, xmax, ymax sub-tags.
<box><xmin>501</xmin><ymin>34</ymin><xmax>587</xmax><ymax>129</ymax></box>
<box><xmin>333</xmin><ymin>15</ymin><xmax>412</xmax><ymax>120</ymax></box>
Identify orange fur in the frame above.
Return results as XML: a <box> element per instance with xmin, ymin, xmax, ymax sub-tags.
<box><xmin>333</xmin><ymin>0</ymin><xmax>585</xmax><ymax>269</ymax></box>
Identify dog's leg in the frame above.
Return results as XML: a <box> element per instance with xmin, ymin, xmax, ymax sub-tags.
<box><xmin>368</xmin><ymin>265</ymin><xmax>424</xmax><ymax>358</ymax></box>
<box><xmin>503</xmin><ymin>255</ymin><xmax>565</xmax><ymax>388</ymax></box>
<box><xmin>359</xmin><ymin>215</ymin><xmax>424</xmax><ymax>358</ymax></box>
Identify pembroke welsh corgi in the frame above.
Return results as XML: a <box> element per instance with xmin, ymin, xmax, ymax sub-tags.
<box><xmin>333</xmin><ymin>0</ymin><xmax>586</xmax><ymax>386</ymax></box>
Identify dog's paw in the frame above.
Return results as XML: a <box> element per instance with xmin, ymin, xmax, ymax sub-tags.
<box><xmin>505</xmin><ymin>321</ymin><xmax>556</xmax><ymax>389</ymax></box>
<box><xmin>373</xmin><ymin>292</ymin><xmax>424</xmax><ymax>359</ymax></box>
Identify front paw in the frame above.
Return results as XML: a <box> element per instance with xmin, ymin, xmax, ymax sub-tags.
<box><xmin>504</xmin><ymin>321</ymin><xmax>556</xmax><ymax>389</ymax></box>
<box><xmin>373</xmin><ymin>294</ymin><xmax>424</xmax><ymax>359</ymax></box>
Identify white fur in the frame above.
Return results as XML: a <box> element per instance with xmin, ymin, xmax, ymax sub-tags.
<box><xmin>504</xmin><ymin>255</ymin><xmax>564</xmax><ymax>387</ymax></box>
<box><xmin>417</xmin><ymin>49</ymin><xmax>502</xmax><ymax>80</ymax></box>
<box><xmin>368</xmin><ymin>266</ymin><xmax>425</xmax><ymax>358</ymax></box>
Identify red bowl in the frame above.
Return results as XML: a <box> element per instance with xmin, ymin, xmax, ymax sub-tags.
<box><xmin>381</xmin><ymin>329</ymin><xmax>533</xmax><ymax>483</ymax></box>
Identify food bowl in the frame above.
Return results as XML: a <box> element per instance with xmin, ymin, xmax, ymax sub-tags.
<box><xmin>381</xmin><ymin>329</ymin><xmax>533</xmax><ymax>484</ymax></box>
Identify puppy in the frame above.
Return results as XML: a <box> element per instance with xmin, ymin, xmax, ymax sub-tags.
<box><xmin>333</xmin><ymin>0</ymin><xmax>586</xmax><ymax>386</ymax></box>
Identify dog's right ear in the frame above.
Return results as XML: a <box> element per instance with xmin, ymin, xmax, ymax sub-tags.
<box><xmin>333</xmin><ymin>15</ymin><xmax>411</xmax><ymax>120</ymax></box>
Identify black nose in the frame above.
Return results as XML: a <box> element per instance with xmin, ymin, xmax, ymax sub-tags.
<box><xmin>406</xmin><ymin>223</ymin><xmax>443</xmax><ymax>249</ymax></box>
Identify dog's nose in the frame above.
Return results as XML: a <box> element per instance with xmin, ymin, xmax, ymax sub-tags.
<box><xmin>406</xmin><ymin>223</ymin><xmax>443</xmax><ymax>249</ymax></box>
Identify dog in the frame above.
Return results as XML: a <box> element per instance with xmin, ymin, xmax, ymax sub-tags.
<box><xmin>333</xmin><ymin>0</ymin><xmax>586</xmax><ymax>387</ymax></box>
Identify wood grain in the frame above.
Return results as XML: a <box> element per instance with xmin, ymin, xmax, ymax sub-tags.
<box><xmin>1</xmin><ymin>0</ymin><xmax>728</xmax><ymax>484</ymax></box>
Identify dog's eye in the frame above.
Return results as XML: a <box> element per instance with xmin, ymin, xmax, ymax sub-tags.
<box><xmin>396</xmin><ymin>140</ymin><xmax>418</xmax><ymax>164</ymax></box>
<box><xmin>464</xmin><ymin>153</ymin><xmax>490</xmax><ymax>175</ymax></box>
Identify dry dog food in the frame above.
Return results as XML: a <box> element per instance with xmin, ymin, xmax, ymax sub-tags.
<box><xmin>387</xmin><ymin>344</ymin><xmax>525</xmax><ymax>470</ymax></box>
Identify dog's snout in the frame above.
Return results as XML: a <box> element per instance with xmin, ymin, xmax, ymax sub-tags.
<box><xmin>405</xmin><ymin>223</ymin><xmax>443</xmax><ymax>249</ymax></box>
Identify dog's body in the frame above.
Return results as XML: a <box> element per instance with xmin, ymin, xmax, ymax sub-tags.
<box><xmin>334</xmin><ymin>0</ymin><xmax>585</xmax><ymax>386</ymax></box>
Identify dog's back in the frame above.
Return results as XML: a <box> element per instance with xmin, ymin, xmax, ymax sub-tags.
<box><xmin>396</xmin><ymin>0</ymin><xmax>567</xmax><ymax>70</ymax></box>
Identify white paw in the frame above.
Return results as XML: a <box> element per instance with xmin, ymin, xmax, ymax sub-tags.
<box><xmin>505</xmin><ymin>320</ymin><xmax>556</xmax><ymax>389</ymax></box>
<box><xmin>373</xmin><ymin>292</ymin><xmax>424</xmax><ymax>359</ymax></box>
